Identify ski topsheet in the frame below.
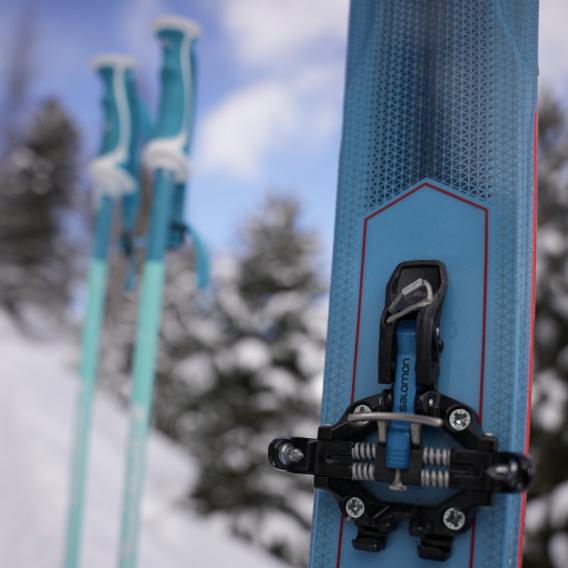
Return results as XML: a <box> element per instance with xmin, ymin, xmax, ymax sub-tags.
<box><xmin>308</xmin><ymin>2</ymin><xmax>538</xmax><ymax>568</ymax></box>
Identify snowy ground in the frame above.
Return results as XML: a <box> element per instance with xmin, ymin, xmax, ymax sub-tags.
<box><xmin>0</xmin><ymin>318</ymin><xmax>284</xmax><ymax>568</ymax></box>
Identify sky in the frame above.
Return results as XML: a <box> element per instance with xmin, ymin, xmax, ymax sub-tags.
<box><xmin>0</xmin><ymin>0</ymin><xmax>566</xmax><ymax>269</ymax></box>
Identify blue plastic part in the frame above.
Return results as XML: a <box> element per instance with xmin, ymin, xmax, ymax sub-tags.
<box><xmin>92</xmin><ymin>195</ymin><xmax>114</xmax><ymax>261</ymax></box>
<box><xmin>136</xmin><ymin>98</ymin><xmax>153</xmax><ymax>143</ymax></box>
<box><xmin>310</xmin><ymin>2</ymin><xmax>538</xmax><ymax>568</ymax></box>
<box><xmin>146</xmin><ymin>170</ymin><xmax>177</xmax><ymax>261</ymax></box>
<box><xmin>187</xmin><ymin>224</ymin><xmax>210</xmax><ymax>289</ymax></box>
<box><xmin>94</xmin><ymin>59</ymin><xmax>143</xmax><ymax>267</ymax></box>
<box><xmin>120</xmin><ymin>97</ymin><xmax>150</xmax><ymax>267</ymax></box>
<box><xmin>119</xmin><ymin>87</ymin><xmax>146</xmax><ymax>264</ymax></box>
<box><xmin>153</xmin><ymin>26</ymin><xmax>198</xmax><ymax>146</ymax></box>
<box><xmin>385</xmin><ymin>321</ymin><xmax>417</xmax><ymax>471</ymax></box>
<box><xmin>96</xmin><ymin>63</ymin><xmax>139</xmax><ymax>174</ymax></box>
<box><xmin>97</xmin><ymin>67</ymin><xmax>122</xmax><ymax>154</ymax></box>
<box><xmin>168</xmin><ymin>182</ymin><xmax>188</xmax><ymax>250</ymax></box>
<box><xmin>152</xmin><ymin>20</ymin><xmax>199</xmax><ymax>250</ymax></box>
<box><xmin>147</xmin><ymin>19</ymin><xmax>201</xmax><ymax>253</ymax></box>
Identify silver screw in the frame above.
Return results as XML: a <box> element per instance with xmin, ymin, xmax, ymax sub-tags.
<box><xmin>352</xmin><ymin>404</ymin><xmax>372</xmax><ymax>426</ymax></box>
<box><xmin>448</xmin><ymin>408</ymin><xmax>471</xmax><ymax>432</ymax></box>
<box><xmin>442</xmin><ymin>507</ymin><xmax>466</xmax><ymax>531</ymax></box>
<box><xmin>345</xmin><ymin>496</ymin><xmax>365</xmax><ymax>520</ymax></box>
<box><xmin>277</xmin><ymin>442</ymin><xmax>304</xmax><ymax>466</ymax></box>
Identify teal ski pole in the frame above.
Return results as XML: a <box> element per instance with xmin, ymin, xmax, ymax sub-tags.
<box><xmin>117</xmin><ymin>16</ymin><xmax>201</xmax><ymax>568</ymax></box>
<box><xmin>65</xmin><ymin>55</ymin><xmax>141</xmax><ymax>568</ymax></box>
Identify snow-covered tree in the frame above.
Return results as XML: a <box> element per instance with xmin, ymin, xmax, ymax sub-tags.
<box><xmin>524</xmin><ymin>91</ymin><xmax>568</xmax><ymax>568</ymax></box>
<box><xmin>0</xmin><ymin>6</ymin><xmax>35</xmax><ymax>154</ymax></box>
<box><xmin>158</xmin><ymin>196</ymin><xmax>325</xmax><ymax>565</ymax></box>
<box><xmin>0</xmin><ymin>98</ymin><xmax>80</xmax><ymax>329</ymax></box>
<box><xmin>103</xmin><ymin>195</ymin><xmax>326</xmax><ymax>566</ymax></box>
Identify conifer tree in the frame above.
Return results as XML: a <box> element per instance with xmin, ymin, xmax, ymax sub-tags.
<box><xmin>0</xmin><ymin>99</ymin><xmax>80</xmax><ymax>328</ymax></box>
<box><xmin>159</xmin><ymin>196</ymin><xmax>325</xmax><ymax>565</ymax></box>
<box><xmin>104</xmin><ymin>195</ymin><xmax>326</xmax><ymax>565</ymax></box>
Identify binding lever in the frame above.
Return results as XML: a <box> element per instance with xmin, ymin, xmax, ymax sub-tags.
<box><xmin>268</xmin><ymin>260</ymin><xmax>533</xmax><ymax>561</ymax></box>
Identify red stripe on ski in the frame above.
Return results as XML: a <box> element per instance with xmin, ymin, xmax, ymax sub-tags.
<box><xmin>469</xmin><ymin>521</ymin><xmax>477</xmax><ymax>568</ymax></box>
<box><xmin>339</xmin><ymin>181</ymin><xmax>488</xmax><ymax>568</ymax></box>
<box><xmin>350</xmin><ymin>220</ymin><xmax>369</xmax><ymax>402</ymax></box>
<box><xmin>336</xmin><ymin>517</ymin><xmax>345</xmax><ymax>568</ymax></box>
<box><xmin>524</xmin><ymin>111</ymin><xmax>539</xmax><ymax>453</ymax></box>
<box><xmin>470</xmin><ymin>196</ymin><xmax>488</xmax><ymax>566</ymax></box>
<box><xmin>479</xmin><ymin>209</ymin><xmax>489</xmax><ymax>421</ymax></box>
<box><xmin>516</xmin><ymin>111</ymin><xmax>539</xmax><ymax>568</ymax></box>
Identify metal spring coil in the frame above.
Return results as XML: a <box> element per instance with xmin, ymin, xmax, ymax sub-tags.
<box><xmin>422</xmin><ymin>447</ymin><xmax>451</xmax><ymax>466</ymax></box>
<box><xmin>352</xmin><ymin>462</ymin><xmax>376</xmax><ymax>481</ymax></box>
<box><xmin>352</xmin><ymin>442</ymin><xmax>377</xmax><ymax>461</ymax></box>
<box><xmin>421</xmin><ymin>468</ymin><xmax>450</xmax><ymax>488</ymax></box>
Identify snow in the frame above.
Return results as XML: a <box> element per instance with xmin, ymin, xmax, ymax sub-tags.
<box><xmin>175</xmin><ymin>354</ymin><xmax>215</xmax><ymax>393</ymax></box>
<box><xmin>549</xmin><ymin>533</ymin><xmax>568</xmax><ymax>568</ymax></box>
<box><xmin>538</xmin><ymin>226</ymin><xmax>565</xmax><ymax>256</ymax></box>
<box><xmin>550</xmin><ymin>482</ymin><xmax>568</xmax><ymax>528</ymax></box>
<box><xmin>532</xmin><ymin>368</ymin><xmax>568</xmax><ymax>432</ymax></box>
<box><xmin>525</xmin><ymin>497</ymin><xmax>548</xmax><ymax>534</ymax></box>
<box><xmin>233</xmin><ymin>337</ymin><xmax>271</xmax><ymax>372</ymax></box>
<box><xmin>0</xmin><ymin>319</ymin><xmax>284</xmax><ymax>568</ymax></box>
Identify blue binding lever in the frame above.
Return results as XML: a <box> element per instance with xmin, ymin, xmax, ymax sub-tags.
<box><xmin>385</xmin><ymin>320</ymin><xmax>418</xmax><ymax>491</ymax></box>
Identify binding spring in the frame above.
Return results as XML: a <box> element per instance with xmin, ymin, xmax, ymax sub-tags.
<box><xmin>422</xmin><ymin>447</ymin><xmax>451</xmax><ymax>466</ymax></box>
<box><xmin>352</xmin><ymin>462</ymin><xmax>376</xmax><ymax>481</ymax></box>
<box><xmin>352</xmin><ymin>442</ymin><xmax>377</xmax><ymax>461</ymax></box>
<box><xmin>421</xmin><ymin>468</ymin><xmax>450</xmax><ymax>488</ymax></box>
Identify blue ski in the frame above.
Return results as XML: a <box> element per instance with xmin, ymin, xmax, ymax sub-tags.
<box><xmin>269</xmin><ymin>2</ymin><xmax>538</xmax><ymax>567</ymax></box>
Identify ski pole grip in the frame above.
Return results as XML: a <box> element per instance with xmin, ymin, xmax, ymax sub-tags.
<box><xmin>89</xmin><ymin>54</ymin><xmax>139</xmax><ymax>200</ymax></box>
<box><xmin>143</xmin><ymin>16</ymin><xmax>201</xmax><ymax>181</ymax></box>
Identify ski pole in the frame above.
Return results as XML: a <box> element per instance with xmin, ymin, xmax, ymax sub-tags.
<box><xmin>117</xmin><ymin>17</ymin><xmax>201</xmax><ymax>568</ymax></box>
<box><xmin>64</xmin><ymin>54</ymin><xmax>141</xmax><ymax>568</ymax></box>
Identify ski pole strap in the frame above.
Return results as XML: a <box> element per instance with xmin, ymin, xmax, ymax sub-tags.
<box><xmin>268</xmin><ymin>260</ymin><xmax>534</xmax><ymax>562</ymax></box>
<box><xmin>163</xmin><ymin>218</ymin><xmax>210</xmax><ymax>289</ymax></box>
<box><xmin>186</xmin><ymin>224</ymin><xmax>210</xmax><ymax>289</ymax></box>
<box><xmin>88</xmin><ymin>55</ymin><xmax>139</xmax><ymax>202</ymax></box>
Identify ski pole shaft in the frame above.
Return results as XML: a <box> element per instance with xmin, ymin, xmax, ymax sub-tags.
<box><xmin>117</xmin><ymin>17</ymin><xmax>200</xmax><ymax>568</ymax></box>
<box><xmin>64</xmin><ymin>55</ymin><xmax>138</xmax><ymax>568</ymax></box>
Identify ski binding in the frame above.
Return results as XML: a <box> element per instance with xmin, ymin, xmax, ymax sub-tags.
<box><xmin>268</xmin><ymin>260</ymin><xmax>533</xmax><ymax>561</ymax></box>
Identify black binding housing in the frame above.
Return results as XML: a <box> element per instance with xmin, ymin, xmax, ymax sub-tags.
<box><xmin>267</xmin><ymin>260</ymin><xmax>533</xmax><ymax>561</ymax></box>
<box><xmin>379</xmin><ymin>260</ymin><xmax>447</xmax><ymax>387</ymax></box>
